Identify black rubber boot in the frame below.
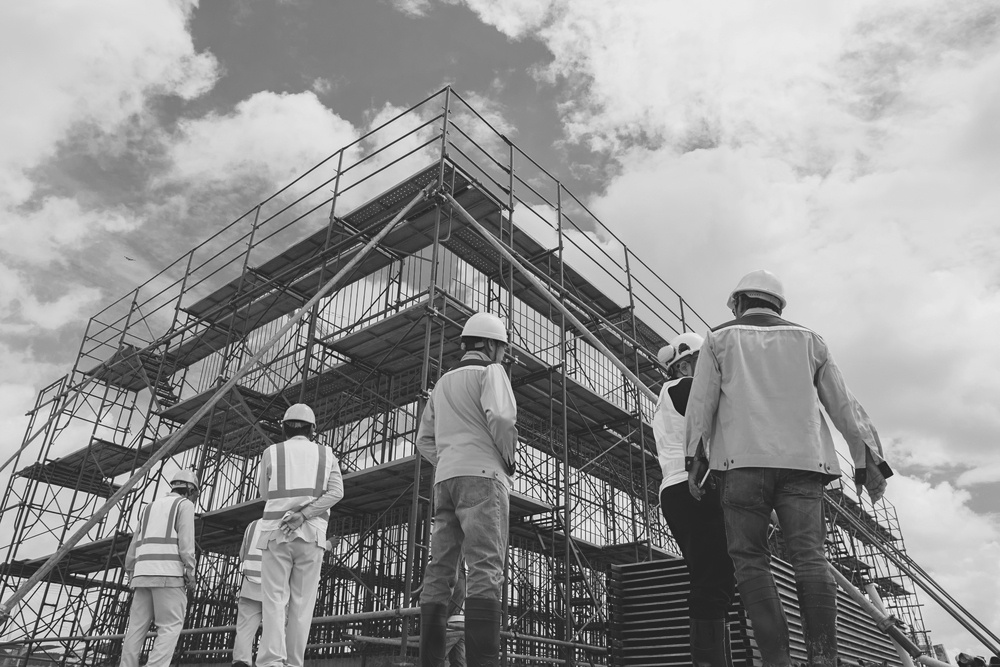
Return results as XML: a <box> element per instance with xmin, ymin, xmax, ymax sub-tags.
<box><xmin>797</xmin><ymin>582</ymin><xmax>838</xmax><ymax>666</ymax></box>
<box><xmin>739</xmin><ymin>579</ymin><xmax>792</xmax><ymax>666</ymax></box>
<box><xmin>690</xmin><ymin>618</ymin><xmax>733</xmax><ymax>667</ymax></box>
<box><xmin>465</xmin><ymin>597</ymin><xmax>502</xmax><ymax>667</ymax></box>
<box><xmin>421</xmin><ymin>602</ymin><xmax>449</xmax><ymax>667</ymax></box>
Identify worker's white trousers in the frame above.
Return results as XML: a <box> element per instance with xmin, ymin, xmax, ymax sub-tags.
<box><xmin>232</xmin><ymin>594</ymin><xmax>263</xmax><ymax>664</ymax></box>
<box><xmin>258</xmin><ymin>538</ymin><xmax>325</xmax><ymax>667</ymax></box>
<box><xmin>120</xmin><ymin>587</ymin><xmax>187</xmax><ymax>667</ymax></box>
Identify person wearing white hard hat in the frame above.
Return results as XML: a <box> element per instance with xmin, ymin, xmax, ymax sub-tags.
<box><xmin>416</xmin><ymin>312</ymin><xmax>517</xmax><ymax>667</ymax></box>
<box><xmin>119</xmin><ymin>469</ymin><xmax>200</xmax><ymax>667</ymax></box>
<box><xmin>685</xmin><ymin>270</ymin><xmax>893</xmax><ymax>667</ymax></box>
<box><xmin>231</xmin><ymin>516</ymin><xmax>264</xmax><ymax>667</ymax></box>
<box><xmin>257</xmin><ymin>403</ymin><xmax>344</xmax><ymax>667</ymax></box>
<box><xmin>653</xmin><ymin>332</ymin><xmax>736</xmax><ymax>667</ymax></box>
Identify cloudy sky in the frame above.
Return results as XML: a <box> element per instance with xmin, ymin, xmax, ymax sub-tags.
<box><xmin>2</xmin><ymin>0</ymin><xmax>1000</xmax><ymax>657</ymax></box>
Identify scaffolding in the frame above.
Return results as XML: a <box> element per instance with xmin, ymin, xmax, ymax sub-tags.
<box><xmin>0</xmin><ymin>86</ymin><xmax>941</xmax><ymax>664</ymax></box>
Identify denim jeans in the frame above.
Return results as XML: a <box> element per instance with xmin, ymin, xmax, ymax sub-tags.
<box><xmin>721</xmin><ymin>468</ymin><xmax>832</xmax><ymax>600</ymax></box>
<box><xmin>421</xmin><ymin>476</ymin><xmax>509</xmax><ymax>604</ymax></box>
<box><xmin>660</xmin><ymin>480</ymin><xmax>735</xmax><ymax>619</ymax></box>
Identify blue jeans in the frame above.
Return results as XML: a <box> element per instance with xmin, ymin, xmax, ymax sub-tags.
<box><xmin>722</xmin><ymin>468</ymin><xmax>831</xmax><ymax>602</ymax></box>
<box><xmin>421</xmin><ymin>476</ymin><xmax>509</xmax><ymax>604</ymax></box>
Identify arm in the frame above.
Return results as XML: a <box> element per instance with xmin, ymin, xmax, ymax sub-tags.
<box><xmin>415</xmin><ymin>391</ymin><xmax>438</xmax><ymax>466</ymax></box>
<box><xmin>301</xmin><ymin>456</ymin><xmax>345</xmax><ymax>519</ymax></box>
<box><xmin>684</xmin><ymin>335</ymin><xmax>720</xmax><ymax>461</ymax></box>
<box><xmin>814</xmin><ymin>349</ymin><xmax>873</xmax><ymax>470</ymax></box>
<box><xmin>124</xmin><ymin>532</ymin><xmax>139</xmax><ymax>577</ymax></box>
<box><xmin>482</xmin><ymin>365</ymin><xmax>518</xmax><ymax>474</ymax></box>
<box><xmin>258</xmin><ymin>448</ymin><xmax>271</xmax><ymax>500</ymax></box>
<box><xmin>176</xmin><ymin>499</ymin><xmax>197</xmax><ymax>587</ymax></box>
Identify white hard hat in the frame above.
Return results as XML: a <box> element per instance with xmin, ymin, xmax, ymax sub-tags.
<box><xmin>282</xmin><ymin>403</ymin><xmax>316</xmax><ymax>425</ymax></box>
<box><xmin>727</xmin><ymin>269</ymin><xmax>786</xmax><ymax>311</ymax></box>
<box><xmin>657</xmin><ymin>332</ymin><xmax>704</xmax><ymax>371</ymax></box>
<box><xmin>461</xmin><ymin>312</ymin><xmax>508</xmax><ymax>344</ymax></box>
<box><xmin>170</xmin><ymin>470</ymin><xmax>200</xmax><ymax>492</ymax></box>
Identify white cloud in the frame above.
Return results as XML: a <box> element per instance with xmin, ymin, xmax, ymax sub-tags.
<box><xmin>391</xmin><ymin>0</ymin><xmax>434</xmax><ymax>18</ymax></box>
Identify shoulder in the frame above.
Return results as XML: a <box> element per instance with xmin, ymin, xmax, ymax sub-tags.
<box><xmin>712</xmin><ymin>312</ymin><xmax>813</xmax><ymax>333</ymax></box>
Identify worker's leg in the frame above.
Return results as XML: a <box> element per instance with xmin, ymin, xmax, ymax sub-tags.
<box><xmin>258</xmin><ymin>541</ymin><xmax>294</xmax><ymax>667</ymax></box>
<box><xmin>662</xmin><ymin>479</ymin><xmax>735</xmax><ymax>666</ymax></box>
<box><xmin>456</xmin><ymin>476</ymin><xmax>508</xmax><ymax>667</ymax></box>
<box><xmin>120</xmin><ymin>587</ymin><xmax>154</xmax><ymax>667</ymax></box>
<box><xmin>422</xmin><ymin>480</ymin><xmax>463</xmax><ymax>667</ymax></box>
<box><xmin>722</xmin><ymin>467</ymin><xmax>791</xmax><ymax>667</ymax></box>
<box><xmin>285</xmin><ymin>539</ymin><xmax>325</xmax><ymax>667</ymax></box>
<box><xmin>145</xmin><ymin>587</ymin><xmax>188</xmax><ymax>667</ymax></box>
<box><xmin>774</xmin><ymin>470</ymin><xmax>837</xmax><ymax>667</ymax></box>
<box><xmin>232</xmin><ymin>591</ymin><xmax>263</xmax><ymax>666</ymax></box>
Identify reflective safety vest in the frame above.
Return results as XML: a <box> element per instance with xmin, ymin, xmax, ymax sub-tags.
<box><xmin>260</xmin><ymin>438</ymin><xmax>334</xmax><ymax>536</ymax></box>
<box><xmin>241</xmin><ymin>518</ymin><xmax>263</xmax><ymax>584</ymax></box>
<box><xmin>133</xmin><ymin>494</ymin><xmax>188</xmax><ymax>577</ymax></box>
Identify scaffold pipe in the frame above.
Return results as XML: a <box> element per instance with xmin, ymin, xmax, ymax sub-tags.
<box><xmin>0</xmin><ymin>187</ymin><xmax>432</xmax><ymax>623</ymax></box>
<box><xmin>438</xmin><ymin>192</ymin><xmax>658</xmax><ymax>405</ymax></box>
<box><xmin>830</xmin><ymin>566</ymin><xmax>950</xmax><ymax>667</ymax></box>
<box><xmin>866</xmin><ymin>582</ymin><xmax>916</xmax><ymax>667</ymax></box>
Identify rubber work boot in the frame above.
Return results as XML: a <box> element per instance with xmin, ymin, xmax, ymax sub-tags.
<box><xmin>421</xmin><ymin>602</ymin><xmax>449</xmax><ymax>667</ymax></box>
<box><xmin>464</xmin><ymin>597</ymin><xmax>502</xmax><ymax>667</ymax></box>
<box><xmin>739</xmin><ymin>579</ymin><xmax>792</xmax><ymax>667</ymax></box>
<box><xmin>690</xmin><ymin>618</ymin><xmax>734</xmax><ymax>667</ymax></box>
<box><xmin>797</xmin><ymin>582</ymin><xmax>838</xmax><ymax>666</ymax></box>
<box><xmin>232</xmin><ymin>662</ymin><xmax>252</xmax><ymax>667</ymax></box>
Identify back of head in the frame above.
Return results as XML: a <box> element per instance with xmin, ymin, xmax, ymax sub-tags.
<box><xmin>727</xmin><ymin>269</ymin><xmax>786</xmax><ymax>314</ymax></box>
<box><xmin>282</xmin><ymin>403</ymin><xmax>316</xmax><ymax>438</ymax></box>
<box><xmin>461</xmin><ymin>312</ymin><xmax>508</xmax><ymax>351</ymax></box>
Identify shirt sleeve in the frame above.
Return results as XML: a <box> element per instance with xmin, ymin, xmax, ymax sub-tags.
<box><xmin>814</xmin><ymin>345</ymin><xmax>872</xmax><ymax>469</ymax></box>
<box><xmin>124</xmin><ymin>531</ymin><xmax>139</xmax><ymax>574</ymax></box>
<box><xmin>301</xmin><ymin>455</ymin><xmax>345</xmax><ymax>519</ymax></box>
<box><xmin>175</xmin><ymin>499</ymin><xmax>197</xmax><ymax>580</ymax></box>
<box><xmin>259</xmin><ymin>448</ymin><xmax>271</xmax><ymax>500</ymax></box>
<box><xmin>415</xmin><ymin>392</ymin><xmax>438</xmax><ymax>466</ymax></box>
<box><xmin>239</xmin><ymin>521</ymin><xmax>252</xmax><ymax>562</ymax></box>
<box><xmin>685</xmin><ymin>333</ymin><xmax>721</xmax><ymax>460</ymax></box>
<box><xmin>481</xmin><ymin>365</ymin><xmax>518</xmax><ymax>469</ymax></box>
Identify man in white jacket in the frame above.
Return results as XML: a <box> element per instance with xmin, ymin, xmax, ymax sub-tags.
<box><xmin>232</xmin><ymin>517</ymin><xmax>263</xmax><ymax>667</ymax></box>
<box><xmin>416</xmin><ymin>312</ymin><xmax>517</xmax><ymax>667</ymax></box>
<box><xmin>257</xmin><ymin>404</ymin><xmax>344</xmax><ymax>667</ymax></box>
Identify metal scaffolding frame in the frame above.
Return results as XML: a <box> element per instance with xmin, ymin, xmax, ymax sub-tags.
<box><xmin>0</xmin><ymin>86</ymin><xmax>946</xmax><ymax>665</ymax></box>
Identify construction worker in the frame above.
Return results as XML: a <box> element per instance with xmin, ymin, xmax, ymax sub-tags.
<box><xmin>120</xmin><ymin>469</ymin><xmax>199</xmax><ymax>667</ymax></box>
<box><xmin>416</xmin><ymin>312</ymin><xmax>517</xmax><ymax>667</ymax></box>
<box><xmin>232</xmin><ymin>517</ymin><xmax>263</xmax><ymax>667</ymax></box>
<box><xmin>654</xmin><ymin>332</ymin><xmax>735</xmax><ymax>666</ymax></box>
<box><xmin>685</xmin><ymin>270</ymin><xmax>893</xmax><ymax>667</ymax></box>
<box><xmin>257</xmin><ymin>403</ymin><xmax>344</xmax><ymax>667</ymax></box>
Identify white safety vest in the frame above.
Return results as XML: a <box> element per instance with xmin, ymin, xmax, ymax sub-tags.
<box><xmin>654</xmin><ymin>377</ymin><xmax>690</xmax><ymax>493</ymax></box>
<box><xmin>133</xmin><ymin>495</ymin><xmax>188</xmax><ymax>578</ymax></box>
<box><xmin>241</xmin><ymin>518</ymin><xmax>264</xmax><ymax>584</ymax></box>
<box><xmin>260</xmin><ymin>438</ymin><xmax>334</xmax><ymax>536</ymax></box>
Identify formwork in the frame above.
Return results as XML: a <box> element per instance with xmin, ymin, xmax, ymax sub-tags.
<box><xmin>0</xmin><ymin>87</ymin><xmax>938</xmax><ymax>665</ymax></box>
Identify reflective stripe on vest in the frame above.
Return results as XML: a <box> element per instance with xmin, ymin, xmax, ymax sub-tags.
<box><xmin>241</xmin><ymin>518</ymin><xmax>264</xmax><ymax>583</ymax></box>
<box><xmin>260</xmin><ymin>439</ymin><xmax>333</xmax><ymax>533</ymax></box>
<box><xmin>133</xmin><ymin>495</ymin><xmax>185</xmax><ymax>578</ymax></box>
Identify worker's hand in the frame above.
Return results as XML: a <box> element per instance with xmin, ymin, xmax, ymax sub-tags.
<box><xmin>280</xmin><ymin>510</ymin><xmax>305</xmax><ymax>535</ymax></box>
<box><xmin>184</xmin><ymin>572</ymin><xmax>197</xmax><ymax>592</ymax></box>
<box><xmin>687</xmin><ymin>460</ymin><xmax>708</xmax><ymax>501</ymax></box>
<box><xmin>858</xmin><ymin>449</ymin><xmax>888</xmax><ymax>503</ymax></box>
<box><xmin>325</xmin><ymin>535</ymin><xmax>342</xmax><ymax>550</ymax></box>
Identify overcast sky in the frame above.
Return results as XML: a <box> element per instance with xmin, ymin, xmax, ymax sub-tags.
<box><xmin>2</xmin><ymin>0</ymin><xmax>999</xmax><ymax>657</ymax></box>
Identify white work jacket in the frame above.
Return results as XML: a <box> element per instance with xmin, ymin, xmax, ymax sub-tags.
<box><xmin>653</xmin><ymin>376</ymin><xmax>692</xmax><ymax>492</ymax></box>
<box><xmin>415</xmin><ymin>351</ymin><xmax>518</xmax><ymax>488</ymax></box>
<box><xmin>240</xmin><ymin>518</ymin><xmax>263</xmax><ymax>584</ymax></box>
<box><xmin>132</xmin><ymin>494</ymin><xmax>192</xmax><ymax>578</ymax></box>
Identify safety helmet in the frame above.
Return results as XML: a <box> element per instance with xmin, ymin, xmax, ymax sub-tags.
<box><xmin>170</xmin><ymin>470</ymin><xmax>200</xmax><ymax>492</ymax></box>
<box><xmin>461</xmin><ymin>312</ymin><xmax>508</xmax><ymax>344</ymax></box>
<box><xmin>282</xmin><ymin>403</ymin><xmax>316</xmax><ymax>425</ymax></box>
<box><xmin>727</xmin><ymin>269</ymin><xmax>786</xmax><ymax>311</ymax></box>
<box><xmin>657</xmin><ymin>332</ymin><xmax>704</xmax><ymax>371</ymax></box>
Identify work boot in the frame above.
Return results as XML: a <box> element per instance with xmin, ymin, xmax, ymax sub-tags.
<box><xmin>690</xmin><ymin>618</ymin><xmax>733</xmax><ymax>666</ymax></box>
<box><xmin>739</xmin><ymin>578</ymin><xmax>792</xmax><ymax>666</ymax></box>
<box><xmin>465</xmin><ymin>597</ymin><xmax>502</xmax><ymax>667</ymax></box>
<box><xmin>421</xmin><ymin>602</ymin><xmax>449</xmax><ymax>667</ymax></box>
<box><xmin>232</xmin><ymin>662</ymin><xmax>251</xmax><ymax>667</ymax></box>
<box><xmin>797</xmin><ymin>582</ymin><xmax>838</xmax><ymax>666</ymax></box>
